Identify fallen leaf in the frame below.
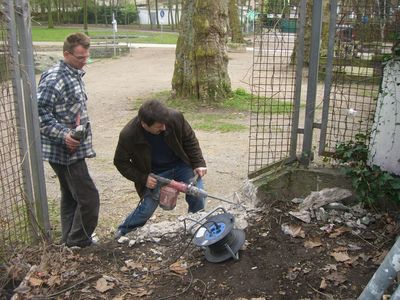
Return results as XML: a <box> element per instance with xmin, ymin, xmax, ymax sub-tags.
<box><xmin>133</xmin><ymin>288</ymin><xmax>153</xmax><ymax>297</ymax></box>
<box><xmin>326</xmin><ymin>272</ymin><xmax>347</xmax><ymax>285</ymax></box>
<box><xmin>322</xmin><ymin>264</ymin><xmax>337</xmax><ymax>272</ymax></box>
<box><xmin>358</xmin><ymin>253</ymin><xmax>372</xmax><ymax>262</ymax></box>
<box><xmin>373</xmin><ymin>250</ymin><xmax>389</xmax><ymax>265</ymax></box>
<box><xmin>329</xmin><ymin>227</ymin><xmax>351</xmax><ymax>238</ymax></box>
<box><xmin>29</xmin><ymin>277</ymin><xmax>43</xmax><ymax>287</ymax></box>
<box><xmin>330</xmin><ymin>251</ymin><xmax>351</xmax><ymax>262</ymax></box>
<box><xmin>304</xmin><ymin>238</ymin><xmax>323</xmax><ymax>249</ymax></box>
<box><xmin>47</xmin><ymin>275</ymin><xmax>61</xmax><ymax>287</ymax></box>
<box><xmin>281</xmin><ymin>223</ymin><xmax>305</xmax><ymax>238</ymax></box>
<box><xmin>320</xmin><ymin>277</ymin><xmax>328</xmax><ymax>289</ymax></box>
<box><xmin>95</xmin><ymin>277</ymin><xmax>115</xmax><ymax>293</ymax></box>
<box><xmin>169</xmin><ymin>261</ymin><xmax>188</xmax><ymax>275</ymax></box>
<box><xmin>125</xmin><ymin>260</ymin><xmax>142</xmax><ymax>270</ymax></box>
<box><xmin>333</xmin><ymin>246</ymin><xmax>348</xmax><ymax>252</ymax></box>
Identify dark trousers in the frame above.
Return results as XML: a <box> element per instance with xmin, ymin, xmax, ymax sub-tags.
<box><xmin>50</xmin><ymin>159</ymin><xmax>99</xmax><ymax>247</ymax></box>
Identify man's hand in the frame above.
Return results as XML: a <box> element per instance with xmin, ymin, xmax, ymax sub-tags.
<box><xmin>146</xmin><ymin>174</ymin><xmax>158</xmax><ymax>189</ymax></box>
<box><xmin>65</xmin><ymin>132</ymin><xmax>80</xmax><ymax>153</ymax></box>
<box><xmin>194</xmin><ymin>167</ymin><xmax>207</xmax><ymax>177</ymax></box>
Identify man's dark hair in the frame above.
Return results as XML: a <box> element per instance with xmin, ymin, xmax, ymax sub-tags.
<box><xmin>138</xmin><ymin>100</ymin><xmax>170</xmax><ymax>126</ymax></box>
<box><xmin>63</xmin><ymin>32</ymin><xmax>90</xmax><ymax>53</ymax></box>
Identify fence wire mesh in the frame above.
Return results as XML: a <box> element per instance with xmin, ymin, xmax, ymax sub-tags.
<box><xmin>248</xmin><ymin>2</ymin><xmax>301</xmax><ymax>175</ymax></box>
<box><xmin>322</xmin><ymin>0</ymin><xmax>400</xmax><ymax>154</ymax></box>
<box><xmin>0</xmin><ymin>7</ymin><xmax>32</xmax><ymax>258</ymax></box>
<box><xmin>249</xmin><ymin>0</ymin><xmax>399</xmax><ymax>175</ymax></box>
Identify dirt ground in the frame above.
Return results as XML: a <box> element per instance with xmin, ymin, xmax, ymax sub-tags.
<box><xmin>4</xmin><ymin>47</ymin><xmax>399</xmax><ymax>299</ymax></box>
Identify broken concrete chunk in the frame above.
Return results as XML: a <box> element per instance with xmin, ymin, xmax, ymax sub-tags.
<box><xmin>299</xmin><ymin>188</ymin><xmax>352</xmax><ymax>210</ymax></box>
<box><xmin>289</xmin><ymin>210</ymin><xmax>311</xmax><ymax>223</ymax></box>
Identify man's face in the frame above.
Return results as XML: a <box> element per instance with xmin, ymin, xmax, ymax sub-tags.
<box><xmin>141</xmin><ymin>121</ymin><xmax>166</xmax><ymax>135</ymax></box>
<box><xmin>64</xmin><ymin>45</ymin><xmax>90</xmax><ymax>70</ymax></box>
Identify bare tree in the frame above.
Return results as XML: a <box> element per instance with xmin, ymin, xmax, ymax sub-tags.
<box><xmin>172</xmin><ymin>0</ymin><xmax>231</xmax><ymax>103</ymax></box>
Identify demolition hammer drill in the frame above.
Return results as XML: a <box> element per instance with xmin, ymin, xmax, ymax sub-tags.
<box><xmin>150</xmin><ymin>173</ymin><xmax>239</xmax><ymax>206</ymax></box>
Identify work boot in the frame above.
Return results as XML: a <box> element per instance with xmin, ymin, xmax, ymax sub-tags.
<box><xmin>114</xmin><ymin>229</ymin><xmax>124</xmax><ymax>240</ymax></box>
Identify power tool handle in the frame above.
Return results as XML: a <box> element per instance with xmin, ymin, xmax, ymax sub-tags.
<box><xmin>149</xmin><ymin>173</ymin><xmax>171</xmax><ymax>185</ymax></box>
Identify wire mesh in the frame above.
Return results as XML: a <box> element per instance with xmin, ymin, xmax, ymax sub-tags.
<box><xmin>249</xmin><ymin>0</ymin><xmax>399</xmax><ymax>175</ymax></box>
<box><xmin>322</xmin><ymin>0</ymin><xmax>400</xmax><ymax>154</ymax></box>
<box><xmin>248</xmin><ymin>2</ymin><xmax>300</xmax><ymax>174</ymax></box>
<box><xmin>0</xmin><ymin>7</ymin><xmax>32</xmax><ymax>259</ymax></box>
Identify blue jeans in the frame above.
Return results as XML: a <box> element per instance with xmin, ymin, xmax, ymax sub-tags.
<box><xmin>118</xmin><ymin>162</ymin><xmax>205</xmax><ymax>235</ymax></box>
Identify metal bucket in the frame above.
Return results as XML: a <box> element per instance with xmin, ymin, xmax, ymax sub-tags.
<box><xmin>159</xmin><ymin>186</ymin><xmax>179</xmax><ymax>210</ymax></box>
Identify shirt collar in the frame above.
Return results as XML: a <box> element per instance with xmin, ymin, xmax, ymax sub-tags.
<box><xmin>61</xmin><ymin>60</ymin><xmax>86</xmax><ymax>77</ymax></box>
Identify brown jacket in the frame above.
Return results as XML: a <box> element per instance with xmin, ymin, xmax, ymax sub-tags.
<box><xmin>113</xmin><ymin>109</ymin><xmax>206</xmax><ymax>198</ymax></box>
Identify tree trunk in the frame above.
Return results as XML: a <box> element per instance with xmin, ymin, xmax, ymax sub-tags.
<box><xmin>172</xmin><ymin>0</ymin><xmax>231</xmax><ymax>103</ymax></box>
<box><xmin>47</xmin><ymin>0</ymin><xmax>54</xmax><ymax>28</ymax></box>
<box><xmin>147</xmin><ymin>0</ymin><xmax>153</xmax><ymax>29</ymax></box>
<box><xmin>83</xmin><ymin>0</ymin><xmax>88</xmax><ymax>34</ymax></box>
<box><xmin>168</xmin><ymin>0</ymin><xmax>174</xmax><ymax>30</ymax></box>
<box><xmin>228</xmin><ymin>0</ymin><xmax>245</xmax><ymax>43</ymax></box>
<box><xmin>94</xmin><ymin>0</ymin><xmax>98</xmax><ymax>25</ymax></box>
<box><xmin>175</xmin><ymin>0</ymin><xmax>179</xmax><ymax>24</ymax></box>
<box><xmin>155</xmin><ymin>0</ymin><xmax>160</xmax><ymax>29</ymax></box>
<box><xmin>103</xmin><ymin>0</ymin><xmax>107</xmax><ymax>24</ymax></box>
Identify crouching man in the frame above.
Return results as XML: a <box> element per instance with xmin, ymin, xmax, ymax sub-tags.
<box><xmin>113</xmin><ymin>100</ymin><xmax>207</xmax><ymax>239</ymax></box>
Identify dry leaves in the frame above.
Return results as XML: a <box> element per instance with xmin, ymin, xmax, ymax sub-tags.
<box><xmin>329</xmin><ymin>227</ymin><xmax>351</xmax><ymax>238</ymax></box>
<box><xmin>169</xmin><ymin>260</ymin><xmax>188</xmax><ymax>275</ymax></box>
<box><xmin>330</xmin><ymin>251</ymin><xmax>351</xmax><ymax>262</ymax></box>
<box><xmin>95</xmin><ymin>277</ymin><xmax>115</xmax><ymax>293</ymax></box>
<box><xmin>304</xmin><ymin>238</ymin><xmax>323</xmax><ymax>249</ymax></box>
<box><xmin>281</xmin><ymin>223</ymin><xmax>305</xmax><ymax>238</ymax></box>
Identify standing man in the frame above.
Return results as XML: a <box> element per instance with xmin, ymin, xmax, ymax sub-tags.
<box><xmin>113</xmin><ymin>100</ymin><xmax>207</xmax><ymax>238</ymax></box>
<box><xmin>37</xmin><ymin>33</ymin><xmax>99</xmax><ymax>248</ymax></box>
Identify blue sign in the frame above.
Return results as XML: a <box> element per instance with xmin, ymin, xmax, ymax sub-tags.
<box><xmin>160</xmin><ymin>10</ymin><xmax>165</xmax><ymax>18</ymax></box>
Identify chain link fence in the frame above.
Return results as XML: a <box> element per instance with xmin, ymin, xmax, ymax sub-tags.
<box><xmin>248</xmin><ymin>1</ymin><xmax>301</xmax><ymax>176</ymax></box>
<box><xmin>320</xmin><ymin>0</ymin><xmax>399</xmax><ymax>155</ymax></box>
<box><xmin>0</xmin><ymin>5</ymin><xmax>32</xmax><ymax>257</ymax></box>
<box><xmin>0</xmin><ymin>0</ymin><xmax>50</xmax><ymax>261</ymax></box>
<box><xmin>248</xmin><ymin>0</ymin><xmax>399</xmax><ymax>176</ymax></box>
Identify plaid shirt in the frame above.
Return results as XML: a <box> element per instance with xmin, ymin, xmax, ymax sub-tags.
<box><xmin>37</xmin><ymin>60</ymin><xmax>96</xmax><ymax>165</ymax></box>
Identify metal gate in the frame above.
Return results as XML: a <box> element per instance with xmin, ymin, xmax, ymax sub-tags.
<box><xmin>248</xmin><ymin>0</ymin><xmax>400</xmax><ymax>177</ymax></box>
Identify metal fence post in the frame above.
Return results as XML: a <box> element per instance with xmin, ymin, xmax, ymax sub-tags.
<box><xmin>319</xmin><ymin>0</ymin><xmax>337</xmax><ymax>155</ymax></box>
<box><xmin>300</xmin><ymin>0</ymin><xmax>323</xmax><ymax>166</ymax></box>
<box><xmin>14</xmin><ymin>0</ymin><xmax>51</xmax><ymax>240</ymax></box>
<box><xmin>358</xmin><ymin>237</ymin><xmax>400</xmax><ymax>299</ymax></box>
<box><xmin>290</xmin><ymin>0</ymin><xmax>307</xmax><ymax>160</ymax></box>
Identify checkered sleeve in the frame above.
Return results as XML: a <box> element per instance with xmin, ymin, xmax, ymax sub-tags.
<box><xmin>37</xmin><ymin>80</ymin><xmax>69</xmax><ymax>145</ymax></box>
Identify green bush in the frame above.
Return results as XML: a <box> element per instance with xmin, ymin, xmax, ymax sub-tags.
<box><xmin>334</xmin><ymin>134</ymin><xmax>400</xmax><ymax>205</ymax></box>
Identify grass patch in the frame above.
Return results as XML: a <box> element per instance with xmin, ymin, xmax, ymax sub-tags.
<box><xmin>47</xmin><ymin>198</ymin><xmax>62</xmax><ymax>241</ymax></box>
<box><xmin>186</xmin><ymin>113</ymin><xmax>247</xmax><ymax>133</ymax></box>
<box><xmin>222</xmin><ymin>88</ymin><xmax>296</xmax><ymax>114</ymax></box>
<box><xmin>31</xmin><ymin>26</ymin><xmax>178</xmax><ymax>44</ymax></box>
<box><xmin>131</xmin><ymin>88</ymin><xmax>295</xmax><ymax>133</ymax></box>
